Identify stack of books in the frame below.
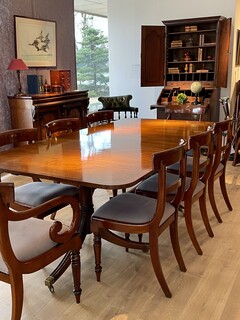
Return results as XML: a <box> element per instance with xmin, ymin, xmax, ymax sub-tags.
<box><xmin>203</xmin><ymin>42</ymin><xmax>216</xmax><ymax>46</ymax></box>
<box><xmin>168</xmin><ymin>67</ymin><xmax>180</xmax><ymax>74</ymax></box>
<box><xmin>196</xmin><ymin>69</ymin><xmax>209</xmax><ymax>73</ymax></box>
<box><xmin>170</xmin><ymin>40</ymin><xmax>183</xmax><ymax>47</ymax></box>
<box><xmin>185</xmin><ymin>25</ymin><xmax>198</xmax><ymax>32</ymax></box>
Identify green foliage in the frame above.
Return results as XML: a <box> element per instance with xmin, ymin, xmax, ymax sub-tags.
<box><xmin>176</xmin><ymin>93</ymin><xmax>188</xmax><ymax>104</ymax></box>
<box><xmin>75</xmin><ymin>14</ymin><xmax>109</xmax><ymax>97</ymax></box>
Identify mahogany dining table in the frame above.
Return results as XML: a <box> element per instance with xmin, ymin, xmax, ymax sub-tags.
<box><xmin>0</xmin><ymin>118</ymin><xmax>213</xmax><ymax>287</ymax></box>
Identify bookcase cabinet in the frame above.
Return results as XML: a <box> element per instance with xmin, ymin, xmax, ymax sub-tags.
<box><xmin>141</xmin><ymin>16</ymin><xmax>231</xmax><ymax>121</ymax></box>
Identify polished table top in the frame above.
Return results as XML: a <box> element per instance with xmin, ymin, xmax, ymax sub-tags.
<box><xmin>0</xmin><ymin>118</ymin><xmax>213</xmax><ymax>190</ymax></box>
<box><xmin>0</xmin><ymin>118</ymin><xmax>213</xmax><ymax>282</ymax></box>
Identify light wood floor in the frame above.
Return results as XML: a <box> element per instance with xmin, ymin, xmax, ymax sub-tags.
<box><xmin>1</xmin><ymin>162</ymin><xmax>240</xmax><ymax>320</ymax></box>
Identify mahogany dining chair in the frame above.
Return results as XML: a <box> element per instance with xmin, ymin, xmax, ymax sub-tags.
<box><xmin>86</xmin><ymin>110</ymin><xmax>114</xmax><ymax>127</ymax></box>
<box><xmin>45</xmin><ymin>117</ymin><xmax>86</xmax><ymax>139</ymax></box>
<box><xmin>91</xmin><ymin>142</ymin><xmax>187</xmax><ymax>298</ymax></box>
<box><xmin>136</xmin><ymin>130</ymin><xmax>214</xmax><ymax>255</ymax></box>
<box><xmin>0</xmin><ymin>182</ymin><xmax>81</xmax><ymax>320</ymax></box>
<box><xmin>208</xmin><ymin>119</ymin><xmax>233</xmax><ymax>222</ymax></box>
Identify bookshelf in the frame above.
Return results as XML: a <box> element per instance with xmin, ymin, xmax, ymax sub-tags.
<box><xmin>141</xmin><ymin>16</ymin><xmax>231</xmax><ymax>121</ymax></box>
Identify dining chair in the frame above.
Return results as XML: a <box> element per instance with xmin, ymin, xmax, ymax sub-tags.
<box><xmin>0</xmin><ymin>128</ymin><xmax>80</xmax><ymax>219</ymax></box>
<box><xmin>86</xmin><ymin>110</ymin><xmax>114</xmax><ymax>127</ymax></box>
<box><xmin>91</xmin><ymin>142</ymin><xmax>187</xmax><ymax>298</ymax></box>
<box><xmin>87</xmin><ymin>110</ymin><xmax>125</xmax><ymax>197</ymax></box>
<box><xmin>232</xmin><ymin>125</ymin><xmax>240</xmax><ymax>166</ymax></box>
<box><xmin>45</xmin><ymin>117</ymin><xmax>86</xmax><ymax>139</ymax></box>
<box><xmin>0</xmin><ymin>182</ymin><xmax>82</xmax><ymax>320</ymax></box>
<box><xmin>136</xmin><ymin>130</ymin><xmax>214</xmax><ymax>255</ymax></box>
<box><xmin>208</xmin><ymin>119</ymin><xmax>233</xmax><ymax>222</ymax></box>
<box><xmin>164</xmin><ymin>119</ymin><xmax>233</xmax><ymax>223</ymax></box>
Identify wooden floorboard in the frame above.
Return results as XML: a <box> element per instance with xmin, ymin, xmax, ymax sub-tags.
<box><xmin>0</xmin><ymin>162</ymin><xmax>240</xmax><ymax>319</ymax></box>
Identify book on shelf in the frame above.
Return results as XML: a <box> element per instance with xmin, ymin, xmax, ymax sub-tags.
<box><xmin>196</xmin><ymin>69</ymin><xmax>209</xmax><ymax>73</ymax></box>
<box><xmin>168</xmin><ymin>67</ymin><xmax>180</xmax><ymax>74</ymax></box>
<box><xmin>199</xmin><ymin>34</ymin><xmax>205</xmax><ymax>46</ymax></box>
<box><xmin>203</xmin><ymin>42</ymin><xmax>216</xmax><ymax>46</ymax></box>
<box><xmin>197</xmin><ymin>48</ymin><xmax>203</xmax><ymax>61</ymax></box>
<box><xmin>185</xmin><ymin>25</ymin><xmax>198</xmax><ymax>32</ymax></box>
<box><xmin>170</xmin><ymin>40</ymin><xmax>183</xmax><ymax>48</ymax></box>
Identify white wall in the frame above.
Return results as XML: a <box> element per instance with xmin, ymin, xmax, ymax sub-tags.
<box><xmin>108</xmin><ymin>0</ymin><xmax>239</xmax><ymax>120</ymax></box>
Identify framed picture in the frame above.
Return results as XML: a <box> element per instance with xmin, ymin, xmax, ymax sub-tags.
<box><xmin>14</xmin><ymin>16</ymin><xmax>56</xmax><ymax>67</ymax></box>
<box><xmin>236</xmin><ymin>29</ymin><xmax>240</xmax><ymax>66</ymax></box>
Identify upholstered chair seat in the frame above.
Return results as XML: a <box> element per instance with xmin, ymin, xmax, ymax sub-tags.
<box><xmin>15</xmin><ymin>182</ymin><xmax>79</xmax><ymax>207</ymax></box>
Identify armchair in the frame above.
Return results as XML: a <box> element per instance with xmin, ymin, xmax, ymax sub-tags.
<box><xmin>0</xmin><ymin>182</ymin><xmax>82</xmax><ymax>320</ymax></box>
<box><xmin>98</xmin><ymin>95</ymin><xmax>138</xmax><ymax>119</ymax></box>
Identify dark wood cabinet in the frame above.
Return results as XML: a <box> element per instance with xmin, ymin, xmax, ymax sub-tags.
<box><xmin>141</xmin><ymin>16</ymin><xmax>232</xmax><ymax>121</ymax></box>
<box><xmin>8</xmin><ymin>90</ymin><xmax>89</xmax><ymax>140</ymax></box>
<box><xmin>50</xmin><ymin>69</ymin><xmax>71</xmax><ymax>92</ymax></box>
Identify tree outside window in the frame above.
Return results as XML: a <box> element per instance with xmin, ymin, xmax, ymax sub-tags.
<box><xmin>75</xmin><ymin>13</ymin><xmax>109</xmax><ymax>111</ymax></box>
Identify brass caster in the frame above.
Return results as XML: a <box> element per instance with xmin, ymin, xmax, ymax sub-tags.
<box><xmin>45</xmin><ymin>276</ymin><xmax>55</xmax><ymax>293</ymax></box>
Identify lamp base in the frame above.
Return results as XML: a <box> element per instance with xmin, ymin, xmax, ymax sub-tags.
<box><xmin>191</xmin><ymin>94</ymin><xmax>199</xmax><ymax>105</ymax></box>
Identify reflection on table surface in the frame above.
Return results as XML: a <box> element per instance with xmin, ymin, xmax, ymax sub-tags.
<box><xmin>0</xmin><ymin>118</ymin><xmax>213</xmax><ymax>190</ymax></box>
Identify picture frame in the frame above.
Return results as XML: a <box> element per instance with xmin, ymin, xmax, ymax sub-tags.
<box><xmin>14</xmin><ymin>15</ymin><xmax>56</xmax><ymax>67</ymax></box>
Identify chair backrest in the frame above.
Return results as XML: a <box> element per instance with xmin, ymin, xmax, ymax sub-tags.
<box><xmin>211</xmin><ymin>119</ymin><xmax>232</xmax><ymax>174</ymax></box>
<box><xmin>0</xmin><ymin>128</ymin><xmax>38</xmax><ymax>149</ymax></box>
<box><xmin>45</xmin><ymin>118</ymin><xmax>86</xmax><ymax>138</ymax></box>
<box><xmin>187</xmin><ymin>130</ymin><xmax>214</xmax><ymax>193</ymax></box>
<box><xmin>87</xmin><ymin>110</ymin><xmax>114</xmax><ymax>127</ymax></box>
<box><xmin>152</xmin><ymin>141</ymin><xmax>187</xmax><ymax>224</ymax></box>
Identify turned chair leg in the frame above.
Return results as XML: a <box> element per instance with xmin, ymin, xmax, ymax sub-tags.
<box><xmin>70</xmin><ymin>249</ymin><xmax>81</xmax><ymax>303</ymax></box>
<box><xmin>93</xmin><ymin>233</ymin><xmax>102</xmax><ymax>281</ymax></box>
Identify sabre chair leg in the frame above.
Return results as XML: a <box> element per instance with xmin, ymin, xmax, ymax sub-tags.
<box><xmin>199</xmin><ymin>192</ymin><xmax>214</xmax><ymax>237</ymax></box>
<box><xmin>169</xmin><ymin>219</ymin><xmax>186</xmax><ymax>272</ymax></box>
<box><xmin>219</xmin><ymin>174</ymin><xmax>233</xmax><ymax>211</ymax></box>
<box><xmin>11</xmin><ymin>273</ymin><xmax>24</xmax><ymax>320</ymax></box>
<box><xmin>208</xmin><ymin>178</ymin><xmax>223</xmax><ymax>223</ymax></box>
<box><xmin>149</xmin><ymin>233</ymin><xmax>172</xmax><ymax>298</ymax></box>
<box><xmin>184</xmin><ymin>202</ymin><xmax>203</xmax><ymax>255</ymax></box>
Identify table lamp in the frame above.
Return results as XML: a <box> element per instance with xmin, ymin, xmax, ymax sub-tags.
<box><xmin>7</xmin><ymin>58</ymin><xmax>29</xmax><ymax>96</ymax></box>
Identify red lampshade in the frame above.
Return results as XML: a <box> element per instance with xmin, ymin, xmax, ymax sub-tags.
<box><xmin>7</xmin><ymin>58</ymin><xmax>29</xmax><ymax>71</ymax></box>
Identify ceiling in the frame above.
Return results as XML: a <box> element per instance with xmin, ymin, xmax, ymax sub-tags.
<box><xmin>74</xmin><ymin>0</ymin><xmax>108</xmax><ymax>17</ymax></box>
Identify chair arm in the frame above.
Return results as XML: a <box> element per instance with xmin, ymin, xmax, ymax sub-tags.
<box><xmin>0</xmin><ymin>183</ymin><xmax>81</xmax><ymax>243</ymax></box>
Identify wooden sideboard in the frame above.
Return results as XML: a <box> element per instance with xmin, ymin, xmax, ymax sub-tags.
<box><xmin>8</xmin><ymin>90</ymin><xmax>89</xmax><ymax>140</ymax></box>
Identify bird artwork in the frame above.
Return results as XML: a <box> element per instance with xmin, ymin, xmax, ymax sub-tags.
<box><xmin>29</xmin><ymin>31</ymin><xmax>50</xmax><ymax>52</ymax></box>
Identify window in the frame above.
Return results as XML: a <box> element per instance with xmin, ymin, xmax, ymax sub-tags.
<box><xmin>74</xmin><ymin>12</ymin><xmax>109</xmax><ymax>112</ymax></box>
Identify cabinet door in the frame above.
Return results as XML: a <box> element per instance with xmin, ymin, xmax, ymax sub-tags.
<box><xmin>215</xmin><ymin>18</ymin><xmax>231</xmax><ymax>88</ymax></box>
<box><xmin>141</xmin><ymin>26</ymin><xmax>165</xmax><ymax>86</ymax></box>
